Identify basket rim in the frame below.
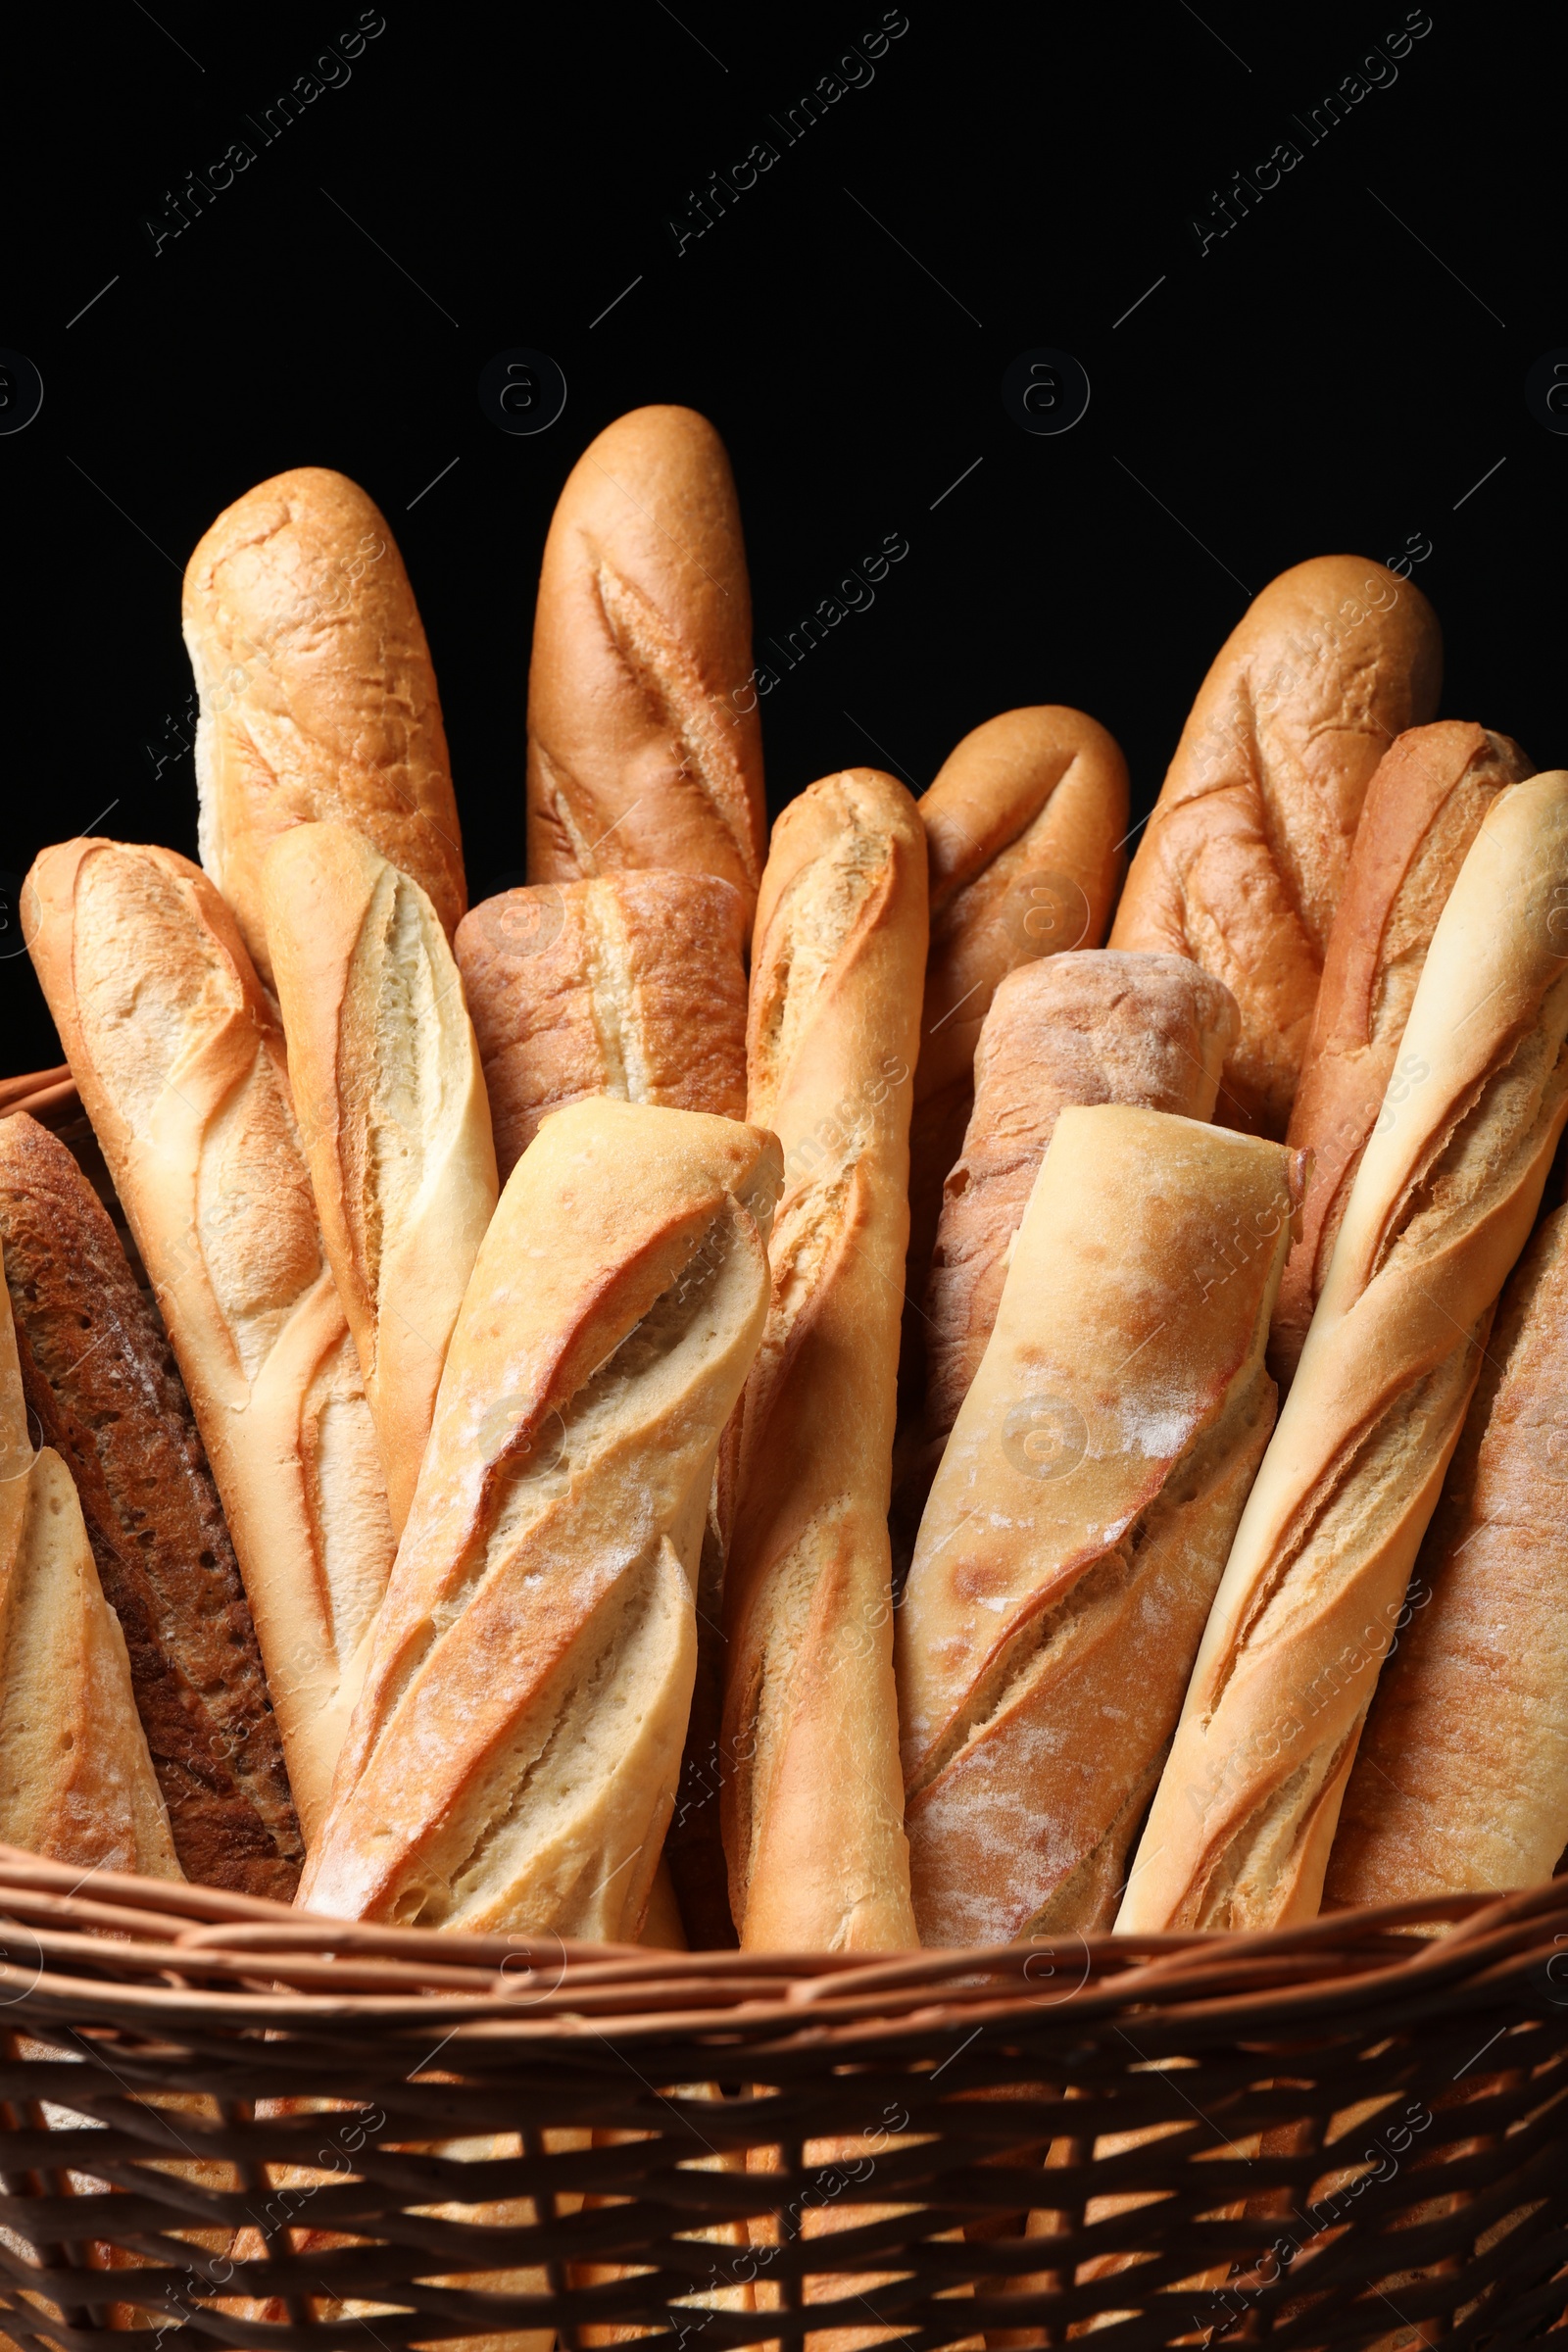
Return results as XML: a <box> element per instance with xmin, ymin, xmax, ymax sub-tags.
<box><xmin>3</xmin><ymin>1846</ymin><xmax>1565</xmax><ymax>2044</ymax></box>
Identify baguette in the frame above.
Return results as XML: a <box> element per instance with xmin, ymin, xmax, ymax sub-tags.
<box><xmin>1326</xmin><ymin>1200</ymin><xmax>1568</xmax><ymax>1908</ymax></box>
<box><xmin>300</xmin><ymin>1097</ymin><xmax>777</xmax><ymax>1939</ymax></box>
<box><xmin>1119</xmin><ymin>770</ymin><xmax>1568</xmax><ymax>1934</ymax></box>
<box><xmin>1270</xmin><ymin>722</ymin><xmax>1534</xmax><ymax>1385</ymax></box>
<box><xmin>526</xmin><ymin>406</ymin><xmax>767</xmax><ymax>919</ymax></box>
<box><xmin>722</xmin><ymin>767</ymin><xmax>927</xmax><ymax>1951</ymax></box>
<box><xmin>898</xmin><ymin>1104</ymin><xmax>1301</xmax><ymax>1944</ymax></box>
<box><xmin>455</xmin><ymin>871</ymin><xmax>748</xmax><ymax>1182</ymax></box>
<box><xmin>262</xmin><ymin>823</ymin><xmax>499</xmax><ymax>1537</ymax></box>
<box><xmin>1110</xmin><ymin>558</ymin><xmax>1442</xmax><ymax>1138</ymax></box>
<box><xmin>183</xmin><ymin>466</ymin><xmax>466</xmax><ymax>985</ymax></box>
<box><xmin>918</xmin><ymin>952</ymin><xmax>1239</xmax><ymax>1471</ymax></box>
<box><xmin>0</xmin><ymin>1249</ymin><xmax>179</xmax><ymax>1879</ymax></box>
<box><xmin>458</xmin><ymin>868</ymin><xmax>748</xmax><ymax>1949</ymax></box>
<box><xmin>24</xmin><ymin>838</ymin><xmax>396</xmax><ymax>1841</ymax></box>
<box><xmin>905</xmin><ymin>710</ymin><xmax>1127</xmax><ymax>1399</ymax></box>
<box><xmin>0</xmin><ymin>1112</ymin><xmax>301</xmax><ymax>1895</ymax></box>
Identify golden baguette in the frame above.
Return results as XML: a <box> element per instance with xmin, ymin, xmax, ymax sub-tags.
<box><xmin>903</xmin><ymin>709</ymin><xmax>1127</xmax><ymax>1419</ymax></box>
<box><xmin>0</xmin><ymin>1250</ymin><xmax>179</xmax><ymax>1879</ymax></box>
<box><xmin>898</xmin><ymin>1105</ymin><xmax>1301</xmax><ymax>1944</ymax></box>
<box><xmin>455</xmin><ymin>871</ymin><xmax>748</xmax><ymax>1183</ymax></box>
<box><xmin>183</xmin><ymin>466</ymin><xmax>466</xmax><ymax>985</ymax></box>
<box><xmin>722</xmin><ymin>767</ymin><xmax>927</xmax><ymax>1952</ymax></box>
<box><xmin>263</xmin><ymin>822</ymin><xmax>500</xmax><ymax>1537</ymax></box>
<box><xmin>526</xmin><ymin>406</ymin><xmax>767</xmax><ymax>919</ymax></box>
<box><xmin>914</xmin><ymin>951</ymin><xmax>1239</xmax><ymax>1482</ymax></box>
<box><xmin>300</xmin><ymin>1098</ymin><xmax>777</xmax><ymax>1939</ymax></box>
<box><xmin>1327</xmin><ymin>1200</ymin><xmax>1568</xmax><ymax>1908</ymax></box>
<box><xmin>457</xmin><ymin>869</ymin><xmax>749</xmax><ymax>1949</ymax></box>
<box><xmin>1110</xmin><ymin>558</ymin><xmax>1442</xmax><ymax>1138</ymax></box>
<box><xmin>1270</xmin><ymin>721</ymin><xmax>1533</xmax><ymax>1387</ymax></box>
<box><xmin>24</xmin><ymin>839</ymin><xmax>396</xmax><ymax>1840</ymax></box>
<box><xmin>1119</xmin><ymin>769</ymin><xmax>1568</xmax><ymax>1934</ymax></box>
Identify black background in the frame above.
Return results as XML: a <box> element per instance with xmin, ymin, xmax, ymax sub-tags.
<box><xmin>3</xmin><ymin>0</ymin><xmax>1560</xmax><ymax>1071</ymax></box>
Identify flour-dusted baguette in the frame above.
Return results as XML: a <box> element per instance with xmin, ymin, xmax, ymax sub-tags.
<box><xmin>898</xmin><ymin>1105</ymin><xmax>1301</xmax><ymax>1944</ymax></box>
<box><xmin>1326</xmin><ymin>1200</ymin><xmax>1568</xmax><ymax>1909</ymax></box>
<box><xmin>0</xmin><ymin>1252</ymin><xmax>180</xmax><ymax>1880</ymax></box>
<box><xmin>0</xmin><ymin>1112</ymin><xmax>301</xmax><ymax>1896</ymax></box>
<box><xmin>456</xmin><ymin>868</ymin><xmax>750</xmax><ymax>1946</ymax></box>
<box><xmin>25</xmin><ymin>839</ymin><xmax>396</xmax><ymax>1842</ymax></box>
<box><xmin>183</xmin><ymin>466</ymin><xmax>466</xmax><ymax>985</ymax></box>
<box><xmin>300</xmin><ymin>1098</ymin><xmax>776</xmax><ymax>1939</ymax></box>
<box><xmin>526</xmin><ymin>407</ymin><xmax>767</xmax><ymax>919</ymax></box>
<box><xmin>1119</xmin><ymin>771</ymin><xmax>1568</xmax><ymax>1935</ymax></box>
<box><xmin>722</xmin><ymin>768</ymin><xmax>927</xmax><ymax>1951</ymax></box>
<box><xmin>263</xmin><ymin>823</ymin><xmax>499</xmax><ymax>1537</ymax></box>
<box><xmin>1110</xmin><ymin>559</ymin><xmax>1442</xmax><ymax>1138</ymax></box>
<box><xmin>919</xmin><ymin>952</ymin><xmax>1239</xmax><ymax>1465</ymax></box>
<box><xmin>455</xmin><ymin>872</ymin><xmax>748</xmax><ymax>1182</ymax></box>
<box><xmin>905</xmin><ymin>709</ymin><xmax>1128</xmax><ymax>1395</ymax></box>
<box><xmin>1270</xmin><ymin>722</ymin><xmax>1534</xmax><ymax>1385</ymax></box>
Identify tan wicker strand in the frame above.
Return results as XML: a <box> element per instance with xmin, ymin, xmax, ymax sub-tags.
<box><xmin>1</xmin><ymin>1848</ymin><xmax>1566</xmax><ymax>2350</ymax></box>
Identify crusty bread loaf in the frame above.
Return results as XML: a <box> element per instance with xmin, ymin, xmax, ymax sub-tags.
<box><xmin>183</xmin><ymin>466</ymin><xmax>466</xmax><ymax>985</ymax></box>
<box><xmin>0</xmin><ymin>1250</ymin><xmax>180</xmax><ymax>1880</ymax></box>
<box><xmin>457</xmin><ymin>867</ymin><xmax>749</xmax><ymax>1946</ymax></box>
<box><xmin>898</xmin><ymin>1104</ymin><xmax>1301</xmax><ymax>1944</ymax></box>
<box><xmin>722</xmin><ymin>768</ymin><xmax>927</xmax><ymax>1951</ymax></box>
<box><xmin>263</xmin><ymin>823</ymin><xmax>499</xmax><ymax>1537</ymax></box>
<box><xmin>455</xmin><ymin>872</ymin><xmax>748</xmax><ymax>1182</ymax></box>
<box><xmin>300</xmin><ymin>1098</ymin><xmax>776</xmax><ymax>1939</ymax></box>
<box><xmin>25</xmin><ymin>839</ymin><xmax>396</xmax><ymax>1842</ymax></box>
<box><xmin>0</xmin><ymin>1112</ymin><xmax>301</xmax><ymax>1896</ymax></box>
<box><xmin>1110</xmin><ymin>558</ymin><xmax>1443</xmax><ymax>1139</ymax></box>
<box><xmin>905</xmin><ymin>710</ymin><xmax>1128</xmax><ymax>1399</ymax></box>
<box><xmin>1326</xmin><ymin>1200</ymin><xmax>1568</xmax><ymax>1909</ymax></box>
<box><xmin>1270</xmin><ymin>722</ymin><xmax>1534</xmax><ymax>1386</ymax></box>
<box><xmin>526</xmin><ymin>407</ymin><xmax>767</xmax><ymax>919</ymax></box>
<box><xmin>920</xmin><ymin>952</ymin><xmax>1239</xmax><ymax>1462</ymax></box>
<box><xmin>1119</xmin><ymin>770</ymin><xmax>1568</xmax><ymax>1935</ymax></box>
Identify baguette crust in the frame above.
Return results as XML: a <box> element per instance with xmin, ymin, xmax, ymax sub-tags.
<box><xmin>1119</xmin><ymin>771</ymin><xmax>1568</xmax><ymax>1934</ymax></box>
<box><xmin>1271</xmin><ymin>723</ymin><xmax>1533</xmax><ymax>1385</ymax></box>
<box><xmin>1110</xmin><ymin>558</ymin><xmax>1442</xmax><ymax>1138</ymax></box>
<box><xmin>0</xmin><ymin>1113</ymin><xmax>301</xmax><ymax>1895</ymax></box>
<box><xmin>899</xmin><ymin>1106</ymin><xmax>1300</xmax><ymax>1944</ymax></box>
<box><xmin>264</xmin><ymin>823</ymin><xmax>499</xmax><ymax>1537</ymax></box>
<box><xmin>1327</xmin><ymin>1202</ymin><xmax>1568</xmax><ymax>1907</ymax></box>
<box><xmin>723</xmin><ymin>768</ymin><xmax>927</xmax><ymax>1951</ymax></box>
<box><xmin>24</xmin><ymin>839</ymin><xmax>396</xmax><ymax>1841</ymax></box>
<box><xmin>922</xmin><ymin>953</ymin><xmax>1239</xmax><ymax>1454</ymax></box>
<box><xmin>0</xmin><ymin>1261</ymin><xmax>179</xmax><ymax>1879</ymax></box>
<box><xmin>456</xmin><ymin>872</ymin><xmax>748</xmax><ymax>1182</ymax></box>
<box><xmin>183</xmin><ymin>466</ymin><xmax>466</xmax><ymax>984</ymax></box>
<box><xmin>526</xmin><ymin>408</ymin><xmax>766</xmax><ymax>918</ymax></box>
<box><xmin>906</xmin><ymin>710</ymin><xmax>1127</xmax><ymax>1388</ymax></box>
<box><xmin>300</xmin><ymin>1098</ymin><xmax>776</xmax><ymax>1939</ymax></box>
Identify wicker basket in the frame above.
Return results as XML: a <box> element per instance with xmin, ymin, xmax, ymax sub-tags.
<box><xmin>3</xmin><ymin>1076</ymin><xmax>1567</xmax><ymax>2348</ymax></box>
<box><xmin>0</xmin><ymin>1851</ymin><xmax>1565</xmax><ymax>2351</ymax></box>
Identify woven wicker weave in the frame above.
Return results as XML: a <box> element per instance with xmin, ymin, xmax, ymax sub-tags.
<box><xmin>0</xmin><ymin>1850</ymin><xmax>1565</xmax><ymax>2351</ymax></box>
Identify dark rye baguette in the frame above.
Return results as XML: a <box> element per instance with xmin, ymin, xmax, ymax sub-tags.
<box><xmin>0</xmin><ymin>1112</ymin><xmax>302</xmax><ymax>1897</ymax></box>
<box><xmin>1270</xmin><ymin>721</ymin><xmax>1534</xmax><ymax>1386</ymax></box>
